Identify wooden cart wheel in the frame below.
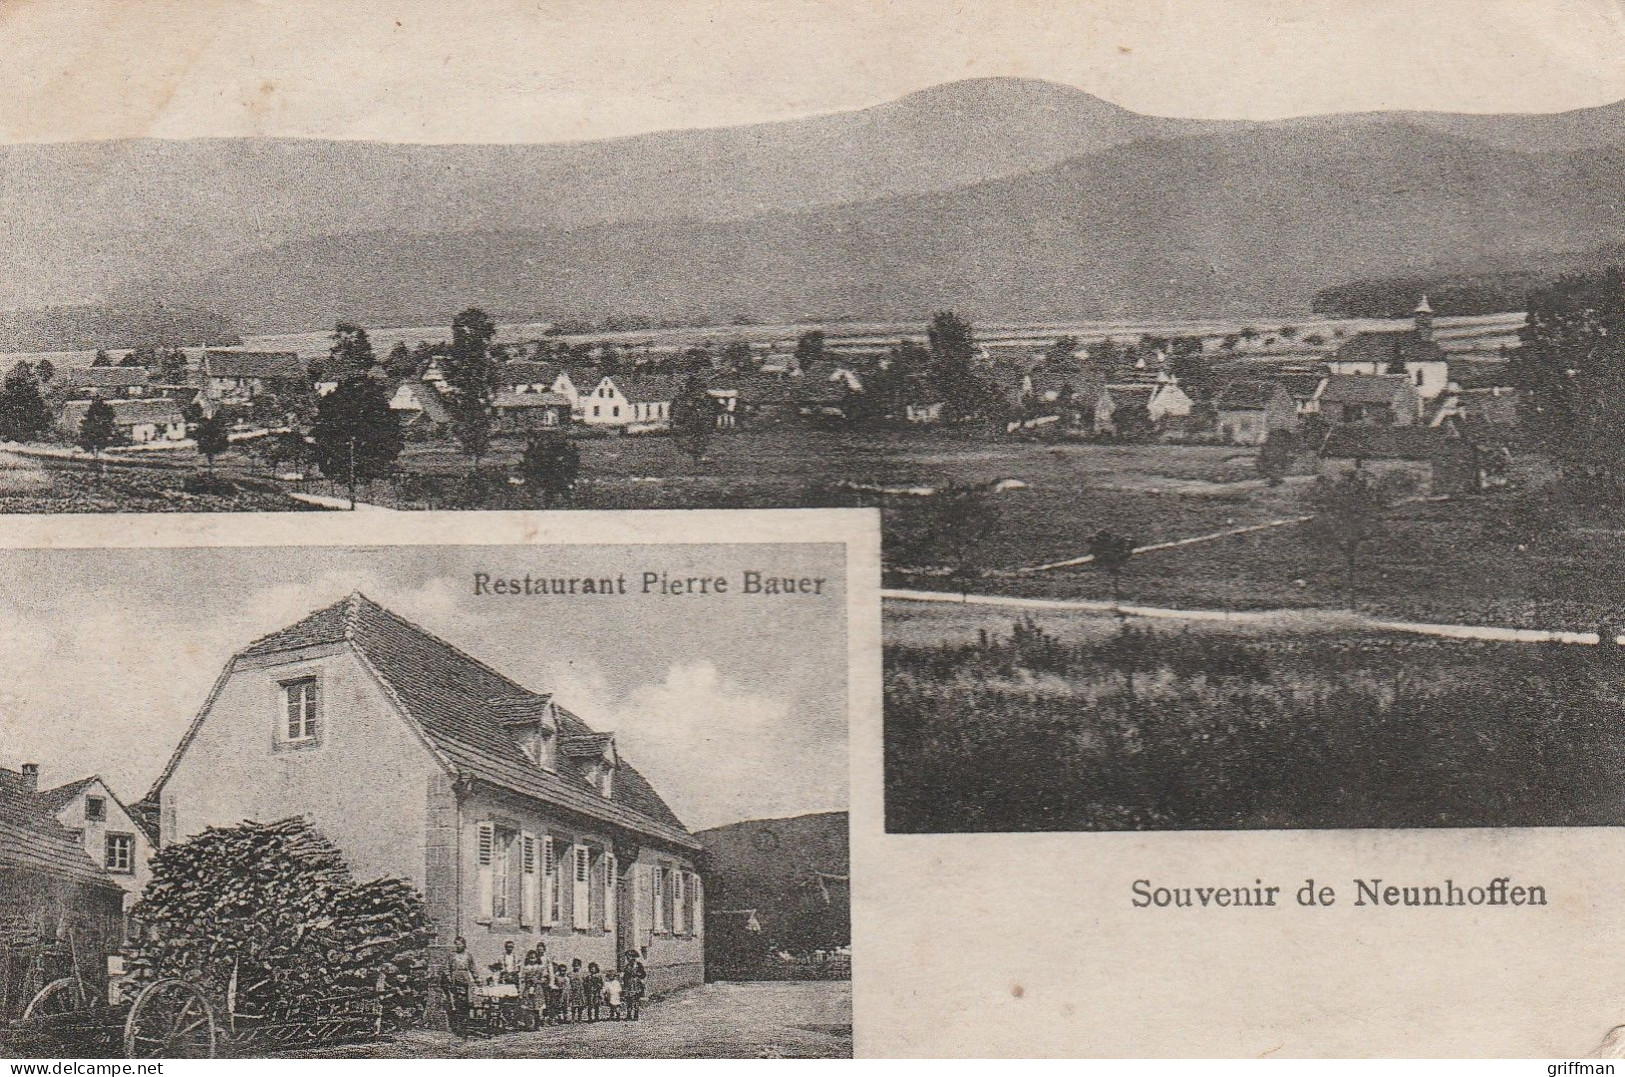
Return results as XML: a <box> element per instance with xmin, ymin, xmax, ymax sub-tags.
<box><xmin>21</xmin><ymin>977</ymin><xmax>84</xmax><ymax>1021</ymax></box>
<box><xmin>124</xmin><ymin>979</ymin><xmax>217</xmax><ymax>1059</ymax></box>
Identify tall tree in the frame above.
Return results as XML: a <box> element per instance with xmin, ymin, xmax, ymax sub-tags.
<box><xmin>0</xmin><ymin>362</ymin><xmax>52</xmax><ymax>442</ymax></box>
<box><xmin>1088</xmin><ymin>529</ymin><xmax>1138</xmax><ymax>617</ymax></box>
<box><xmin>311</xmin><ymin>374</ymin><xmax>404</xmax><ymax>509</ymax></box>
<box><xmin>1304</xmin><ymin>471</ymin><xmax>1392</xmax><ymax>609</ymax></box>
<box><xmin>793</xmin><ymin>330</ymin><xmax>826</xmax><ymax>371</ymax></box>
<box><xmin>1255</xmin><ymin>430</ymin><xmax>1294</xmax><ymax>486</ymax></box>
<box><xmin>329</xmin><ymin>322</ymin><xmax>378</xmax><ymax>378</ymax></box>
<box><xmin>78</xmin><ymin>397</ymin><xmax>118</xmax><ymax>466</ymax></box>
<box><xmin>194</xmin><ymin>414</ymin><xmax>230</xmax><ymax>474</ymax></box>
<box><xmin>669</xmin><ymin>374</ymin><xmax>716</xmax><ymax>465</ymax></box>
<box><xmin>927</xmin><ymin>311</ymin><xmax>993</xmax><ymax>421</ymax></box>
<box><xmin>35</xmin><ymin>358</ymin><xmax>55</xmax><ymax>385</ymax></box>
<box><xmin>444</xmin><ymin>308</ymin><xmax>498</xmax><ymax>471</ymax></box>
<box><xmin>519</xmin><ymin>434</ymin><xmax>582</xmax><ymax>508</ymax></box>
<box><xmin>1509</xmin><ymin>267</ymin><xmax>1625</xmax><ymax>497</ymax></box>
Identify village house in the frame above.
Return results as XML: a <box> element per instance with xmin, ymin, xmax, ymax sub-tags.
<box><xmin>496</xmin><ymin>362</ymin><xmax>583</xmax><ymax>414</ymax></box>
<box><xmin>1316</xmin><ymin>426</ymin><xmax>1478</xmax><ymax>495</ymax></box>
<box><xmin>1095</xmin><ymin>382</ymin><xmax>1188</xmax><ymax>436</ymax></box>
<box><xmin>581</xmin><ymin>375</ymin><xmax>678</xmax><ymax>431</ymax></box>
<box><xmin>1325</xmin><ymin>297</ymin><xmax>1451</xmax><ymax>401</ymax></box>
<box><xmin>59</xmin><ymin>399</ymin><xmax>188</xmax><ymax>444</ymax></box>
<box><xmin>203</xmin><ymin>349</ymin><xmax>306</xmax><ymax>404</ymax></box>
<box><xmin>1214</xmin><ymin>379</ymin><xmax>1298</xmax><ymax>445</ymax></box>
<box><xmin>1315</xmin><ymin>374</ymin><xmax>1421</xmax><ymax>426</ymax></box>
<box><xmin>899</xmin><ymin>376</ymin><xmax>944</xmax><ymax>424</ymax></box>
<box><xmin>388</xmin><ymin>378</ymin><xmax>453</xmax><ymax>433</ymax></box>
<box><xmin>146</xmin><ymin>594</ymin><xmax>705</xmax><ymax>995</ymax></box>
<box><xmin>38</xmin><ymin>777</ymin><xmax>156</xmax><ymax>916</ymax></box>
<box><xmin>1020</xmin><ymin>369</ymin><xmax>1106</xmax><ymax>430</ymax></box>
<box><xmin>0</xmin><ymin>765</ymin><xmax>125</xmax><ymax>1019</ymax></box>
<box><xmin>491</xmin><ymin>391</ymin><xmax>572</xmax><ymax>434</ymax></box>
<box><xmin>50</xmin><ymin>366</ymin><xmax>151</xmax><ymax>400</ymax></box>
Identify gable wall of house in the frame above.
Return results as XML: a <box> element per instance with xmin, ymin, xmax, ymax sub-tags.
<box><xmin>583</xmin><ymin>380</ymin><xmax>631</xmax><ymax>427</ymax></box>
<box><xmin>52</xmin><ymin>781</ymin><xmax>153</xmax><ymax>910</ymax></box>
<box><xmin>160</xmin><ymin>643</ymin><xmax>439</xmax><ymax>890</ymax></box>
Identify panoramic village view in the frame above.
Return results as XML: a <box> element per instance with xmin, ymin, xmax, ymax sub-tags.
<box><xmin>2</xmin><ymin>50</ymin><xmax>1625</xmax><ymax>848</ymax></box>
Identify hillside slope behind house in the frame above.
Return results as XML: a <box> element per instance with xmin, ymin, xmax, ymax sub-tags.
<box><xmin>698</xmin><ymin>811</ymin><xmax>848</xmax><ymax>972</ymax></box>
<box><xmin>156</xmin><ymin>124</ymin><xmax>1625</xmax><ymax>329</ymax></box>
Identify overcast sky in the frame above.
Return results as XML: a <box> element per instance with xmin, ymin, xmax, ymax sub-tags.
<box><xmin>2</xmin><ymin>0</ymin><xmax>1622</xmax><ymax>144</ymax></box>
<box><xmin>0</xmin><ymin>542</ymin><xmax>847</xmax><ymax>832</ymax></box>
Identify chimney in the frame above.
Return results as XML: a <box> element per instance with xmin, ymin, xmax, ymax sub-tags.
<box><xmin>20</xmin><ymin>762</ymin><xmax>38</xmax><ymax>792</ymax></box>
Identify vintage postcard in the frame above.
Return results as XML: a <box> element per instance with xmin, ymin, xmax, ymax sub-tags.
<box><xmin>4</xmin><ymin>0</ymin><xmax>1625</xmax><ymax>1060</ymax></box>
<box><xmin>0</xmin><ymin>510</ymin><xmax>871</xmax><ymax>1058</ymax></box>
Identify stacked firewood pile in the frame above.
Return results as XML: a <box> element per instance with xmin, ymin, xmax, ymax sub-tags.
<box><xmin>128</xmin><ymin>818</ymin><xmax>432</xmax><ymax>1032</ymax></box>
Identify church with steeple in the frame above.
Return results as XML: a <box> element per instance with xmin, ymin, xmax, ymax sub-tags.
<box><xmin>1324</xmin><ymin>295</ymin><xmax>1450</xmax><ymax>402</ymax></box>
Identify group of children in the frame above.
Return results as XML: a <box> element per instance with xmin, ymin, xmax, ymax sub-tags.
<box><xmin>518</xmin><ymin>949</ymin><xmax>644</xmax><ymax>1024</ymax></box>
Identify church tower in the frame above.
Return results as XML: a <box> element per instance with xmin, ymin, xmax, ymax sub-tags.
<box><xmin>1413</xmin><ymin>295</ymin><xmax>1434</xmax><ymax>343</ymax></box>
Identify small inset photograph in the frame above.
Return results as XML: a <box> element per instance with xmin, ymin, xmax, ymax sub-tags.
<box><xmin>0</xmin><ymin>525</ymin><xmax>853</xmax><ymax>1058</ymax></box>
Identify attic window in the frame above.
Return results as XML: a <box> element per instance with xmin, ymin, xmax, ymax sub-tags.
<box><xmin>85</xmin><ymin>795</ymin><xmax>106</xmax><ymax>822</ymax></box>
<box><xmin>520</xmin><ymin>726</ymin><xmax>556</xmax><ymax>771</ymax></box>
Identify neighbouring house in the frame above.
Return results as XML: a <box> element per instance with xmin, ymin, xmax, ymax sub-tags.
<box><xmin>388</xmin><ymin>379</ymin><xmax>453</xmax><ymax>433</ymax></box>
<box><xmin>491</xmin><ymin>391</ymin><xmax>572</xmax><ymax>434</ymax></box>
<box><xmin>1094</xmin><ymin>384</ymin><xmax>1163</xmax><ymax>436</ymax></box>
<box><xmin>732</xmin><ymin>377</ymin><xmax>802</xmax><ymax>425</ymax></box>
<box><xmin>1315</xmin><ymin>426</ymin><xmax>1478</xmax><ymax>495</ymax></box>
<box><xmin>38</xmin><ymin>777</ymin><xmax>156</xmax><ymax>916</ymax></box>
<box><xmin>1144</xmin><ymin>376</ymin><xmax>1195</xmax><ymax>426</ymax></box>
<box><xmin>581</xmin><ymin>375</ymin><xmax>677</xmax><ymax>430</ymax></box>
<box><xmin>1315</xmin><ymin>374</ymin><xmax>1421</xmax><ymax>426</ymax></box>
<box><xmin>1325</xmin><ymin>297</ymin><xmax>1450</xmax><ymax>401</ymax></box>
<box><xmin>50</xmin><ymin>366</ymin><xmax>151</xmax><ymax>400</ymax></box>
<box><xmin>203</xmin><ymin>349</ymin><xmax>306</xmax><ymax>404</ymax></box>
<box><xmin>497</xmin><ymin>362</ymin><xmax>583</xmax><ymax>414</ymax></box>
<box><xmin>1214</xmin><ymin>380</ymin><xmax>1298</xmax><ymax>445</ymax></box>
<box><xmin>59</xmin><ymin>399</ymin><xmax>188</xmax><ymax>444</ymax></box>
<box><xmin>1020</xmin><ymin>370</ymin><xmax>1106</xmax><ymax>430</ymax></box>
<box><xmin>698</xmin><ymin>811</ymin><xmax>849</xmax><ymax>981</ymax></box>
<box><xmin>0</xmin><ymin>764</ymin><xmax>125</xmax><ymax>1019</ymax></box>
<box><xmin>1279</xmin><ymin>372</ymin><xmax>1328</xmax><ymax>417</ymax></box>
<box><xmin>146</xmin><ymin>594</ymin><xmax>705</xmax><ymax>995</ymax></box>
<box><xmin>900</xmin><ymin>376</ymin><xmax>944</xmax><ymax>424</ymax></box>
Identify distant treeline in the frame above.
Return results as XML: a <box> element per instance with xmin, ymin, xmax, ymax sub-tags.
<box><xmin>0</xmin><ymin>304</ymin><xmax>242</xmax><ymax>352</ymax></box>
<box><xmin>1314</xmin><ymin>245</ymin><xmax>1625</xmax><ymax>319</ymax></box>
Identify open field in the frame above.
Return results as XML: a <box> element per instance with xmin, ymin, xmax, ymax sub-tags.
<box><xmin>0</xmin><ymin>450</ymin><xmax>321</xmax><ymax>513</ymax></box>
<box><xmin>885</xmin><ymin>616</ymin><xmax>1625</xmax><ymax>832</ymax></box>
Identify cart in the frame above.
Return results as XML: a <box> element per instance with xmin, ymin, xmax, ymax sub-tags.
<box><xmin>4</xmin><ymin>956</ymin><xmax>393</xmax><ymax>1058</ymax></box>
<box><xmin>440</xmin><ymin>977</ymin><xmax>537</xmax><ymax>1036</ymax></box>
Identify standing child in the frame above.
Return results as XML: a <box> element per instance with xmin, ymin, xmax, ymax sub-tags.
<box><xmin>620</xmin><ymin>949</ymin><xmax>646</xmax><ymax>1021</ymax></box>
<box><xmin>603</xmin><ymin>969</ymin><xmax>622</xmax><ymax>1020</ymax></box>
<box><xmin>567</xmin><ymin>958</ymin><xmax>587</xmax><ymax>1023</ymax></box>
<box><xmin>547</xmin><ymin>963</ymin><xmax>568</xmax><ymax>1025</ymax></box>
<box><xmin>583</xmin><ymin>963</ymin><xmax>604</xmax><ymax>1022</ymax></box>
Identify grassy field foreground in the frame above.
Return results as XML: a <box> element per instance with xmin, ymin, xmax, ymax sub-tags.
<box><xmin>884</xmin><ymin>616</ymin><xmax>1625</xmax><ymax>832</ymax></box>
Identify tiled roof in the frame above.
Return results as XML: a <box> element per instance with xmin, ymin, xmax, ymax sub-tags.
<box><xmin>1331</xmin><ymin>330</ymin><xmax>1446</xmax><ymax>368</ymax></box>
<box><xmin>492</xmin><ymin>391</ymin><xmax>570</xmax><ymax>409</ymax></box>
<box><xmin>616</xmin><ymin>377</ymin><xmax>682</xmax><ymax>404</ymax></box>
<box><xmin>60</xmin><ymin>398</ymin><xmax>185</xmax><ymax>427</ymax></box>
<box><xmin>205</xmin><ymin>350</ymin><xmax>304</xmax><ymax>380</ymax></box>
<box><xmin>54</xmin><ymin>366</ymin><xmax>150</xmax><ymax>389</ymax></box>
<box><xmin>0</xmin><ymin>768</ymin><xmax>120</xmax><ymax>888</ymax></box>
<box><xmin>36</xmin><ymin>776</ymin><xmax>98</xmax><ymax>814</ymax></box>
<box><xmin>1319</xmin><ymin>374</ymin><xmax>1417</xmax><ymax>406</ymax></box>
<box><xmin>229</xmin><ymin>594</ymin><xmax>696</xmax><ymax>849</ymax></box>
<box><xmin>1216</xmin><ymin>379</ymin><xmax>1288</xmax><ymax>410</ymax></box>
<box><xmin>560</xmin><ymin>733</ymin><xmax>616</xmax><ymax>759</ymax></box>
<box><xmin>126</xmin><ymin>797</ymin><xmax>161</xmax><ymax>846</ymax></box>
<box><xmin>391</xmin><ymin>380</ymin><xmax>452</xmax><ymax>424</ymax></box>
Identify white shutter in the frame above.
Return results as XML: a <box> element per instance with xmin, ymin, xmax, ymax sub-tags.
<box><xmin>542</xmin><ymin>838</ymin><xmax>557</xmax><ymax>926</ymax></box>
<box><xmin>605</xmin><ymin>853</ymin><xmax>617</xmax><ymax>932</ymax></box>
<box><xmin>520</xmin><ymin>833</ymin><xmax>537</xmax><ymax>928</ymax></box>
<box><xmin>631</xmin><ymin>863</ymin><xmax>646</xmax><ymax>940</ymax></box>
<box><xmin>652</xmin><ymin>865</ymin><xmax>663</xmax><ymax>936</ymax></box>
<box><xmin>572</xmin><ymin>844</ymin><xmax>590</xmax><ymax>928</ymax></box>
<box><xmin>673</xmin><ymin>871</ymin><xmax>686</xmax><ymax>935</ymax></box>
<box><xmin>476</xmin><ymin>821</ymin><xmax>494</xmax><ymax>922</ymax></box>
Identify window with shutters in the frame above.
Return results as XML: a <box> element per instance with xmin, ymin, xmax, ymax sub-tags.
<box><xmin>605</xmin><ymin>853</ymin><xmax>618</xmax><ymax>933</ymax></box>
<box><xmin>572</xmin><ymin>844</ymin><xmax>590</xmax><ymax>928</ymax></box>
<box><xmin>280</xmin><ymin>677</ymin><xmax>320</xmax><ymax>745</ymax></box>
<box><xmin>520</xmin><ymin>833</ymin><xmax>538</xmax><ymax>928</ymax></box>
<box><xmin>491</xmin><ymin>825</ymin><xmax>517</xmax><ymax>920</ymax></box>
<box><xmin>659</xmin><ymin>865</ymin><xmax>676</xmax><ymax>934</ymax></box>
<box><xmin>543</xmin><ymin>837</ymin><xmax>560</xmax><ymax>926</ymax></box>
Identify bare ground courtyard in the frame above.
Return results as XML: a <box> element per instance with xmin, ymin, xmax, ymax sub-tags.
<box><xmin>286</xmin><ymin>981</ymin><xmax>852</xmax><ymax>1059</ymax></box>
